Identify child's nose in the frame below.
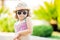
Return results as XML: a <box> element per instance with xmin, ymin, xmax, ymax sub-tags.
<box><xmin>20</xmin><ymin>12</ymin><xmax>23</xmax><ymax>16</ymax></box>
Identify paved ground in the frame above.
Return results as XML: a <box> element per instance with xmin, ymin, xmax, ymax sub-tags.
<box><xmin>0</xmin><ymin>32</ymin><xmax>60</xmax><ymax>40</ymax></box>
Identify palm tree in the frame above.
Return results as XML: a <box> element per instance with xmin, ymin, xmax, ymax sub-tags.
<box><xmin>0</xmin><ymin>0</ymin><xmax>9</xmax><ymax>16</ymax></box>
<box><xmin>33</xmin><ymin>1</ymin><xmax>57</xmax><ymax>31</ymax></box>
<box><xmin>2</xmin><ymin>0</ymin><xmax>4</xmax><ymax>6</ymax></box>
<box><xmin>55</xmin><ymin>0</ymin><xmax>60</xmax><ymax>31</ymax></box>
<box><xmin>0</xmin><ymin>0</ymin><xmax>16</xmax><ymax>32</ymax></box>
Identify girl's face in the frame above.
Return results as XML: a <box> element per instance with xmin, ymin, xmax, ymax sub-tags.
<box><xmin>16</xmin><ymin>7</ymin><xmax>29</xmax><ymax>21</ymax></box>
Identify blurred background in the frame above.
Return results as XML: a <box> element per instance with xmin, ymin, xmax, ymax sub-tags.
<box><xmin>0</xmin><ymin>0</ymin><xmax>60</xmax><ymax>39</ymax></box>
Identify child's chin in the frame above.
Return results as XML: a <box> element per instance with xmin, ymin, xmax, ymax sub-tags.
<box><xmin>19</xmin><ymin>18</ymin><xmax>24</xmax><ymax>20</ymax></box>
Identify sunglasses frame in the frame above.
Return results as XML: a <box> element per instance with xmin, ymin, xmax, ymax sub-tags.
<box><xmin>18</xmin><ymin>11</ymin><xmax>28</xmax><ymax>15</ymax></box>
<box><xmin>15</xmin><ymin>9</ymin><xmax>29</xmax><ymax>15</ymax></box>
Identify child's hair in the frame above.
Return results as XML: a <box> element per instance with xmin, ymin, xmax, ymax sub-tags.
<box><xmin>14</xmin><ymin>1</ymin><xmax>30</xmax><ymax>19</ymax></box>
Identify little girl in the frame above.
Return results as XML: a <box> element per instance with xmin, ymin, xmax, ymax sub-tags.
<box><xmin>13</xmin><ymin>1</ymin><xmax>32</xmax><ymax>40</ymax></box>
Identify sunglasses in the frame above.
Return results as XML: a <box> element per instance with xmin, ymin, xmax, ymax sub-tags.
<box><xmin>15</xmin><ymin>9</ymin><xmax>29</xmax><ymax>15</ymax></box>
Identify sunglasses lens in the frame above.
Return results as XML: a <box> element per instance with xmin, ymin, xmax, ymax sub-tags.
<box><xmin>17</xmin><ymin>11</ymin><xmax>21</xmax><ymax>15</ymax></box>
<box><xmin>16</xmin><ymin>10</ymin><xmax>28</xmax><ymax>15</ymax></box>
<box><xmin>23</xmin><ymin>11</ymin><xmax>27</xmax><ymax>15</ymax></box>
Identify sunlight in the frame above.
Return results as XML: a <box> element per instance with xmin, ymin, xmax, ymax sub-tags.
<box><xmin>4</xmin><ymin>0</ymin><xmax>52</xmax><ymax>12</ymax></box>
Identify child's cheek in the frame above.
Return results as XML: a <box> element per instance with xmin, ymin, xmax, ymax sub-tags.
<box><xmin>24</xmin><ymin>14</ymin><xmax>28</xmax><ymax>18</ymax></box>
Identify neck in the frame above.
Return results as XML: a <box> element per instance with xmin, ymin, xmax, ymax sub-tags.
<box><xmin>19</xmin><ymin>19</ymin><xmax>24</xmax><ymax>21</ymax></box>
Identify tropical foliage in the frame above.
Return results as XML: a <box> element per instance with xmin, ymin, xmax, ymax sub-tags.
<box><xmin>0</xmin><ymin>6</ymin><xmax>16</xmax><ymax>32</ymax></box>
<box><xmin>32</xmin><ymin>25</ymin><xmax>53</xmax><ymax>37</ymax></box>
<box><xmin>33</xmin><ymin>2</ymin><xmax>57</xmax><ymax>21</ymax></box>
